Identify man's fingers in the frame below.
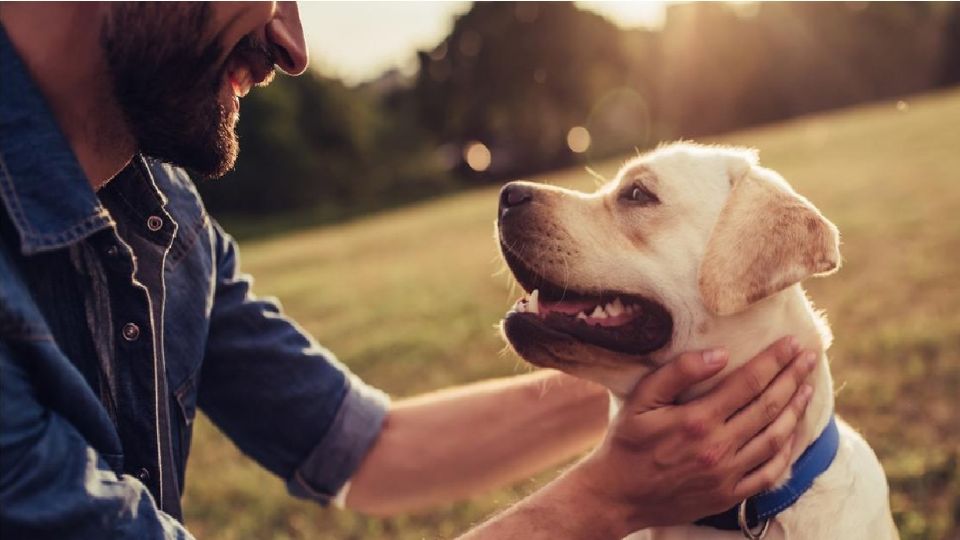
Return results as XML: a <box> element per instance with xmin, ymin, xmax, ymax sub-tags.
<box><xmin>725</xmin><ymin>350</ymin><xmax>817</xmax><ymax>442</ymax></box>
<box><xmin>703</xmin><ymin>337</ymin><xmax>800</xmax><ymax>419</ymax></box>
<box><xmin>731</xmin><ymin>383</ymin><xmax>811</xmax><ymax>472</ymax></box>
<box><xmin>733</xmin><ymin>433</ymin><xmax>796</xmax><ymax>500</ymax></box>
<box><xmin>626</xmin><ymin>349</ymin><xmax>728</xmax><ymax>414</ymax></box>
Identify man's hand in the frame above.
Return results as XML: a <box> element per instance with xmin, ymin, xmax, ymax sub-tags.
<box><xmin>570</xmin><ymin>336</ymin><xmax>815</xmax><ymax>536</ymax></box>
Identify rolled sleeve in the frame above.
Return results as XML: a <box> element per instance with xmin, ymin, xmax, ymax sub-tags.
<box><xmin>288</xmin><ymin>376</ymin><xmax>389</xmax><ymax>503</ymax></box>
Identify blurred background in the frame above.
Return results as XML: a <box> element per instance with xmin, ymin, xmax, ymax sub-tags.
<box><xmin>184</xmin><ymin>2</ymin><xmax>960</xmax><ymax>539</ymax></box>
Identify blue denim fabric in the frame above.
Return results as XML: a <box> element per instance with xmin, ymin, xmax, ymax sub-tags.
<box><xmin>0</xmin><ymin>25</ymin><xmax>388</xmax><ymax>539</ymax></box>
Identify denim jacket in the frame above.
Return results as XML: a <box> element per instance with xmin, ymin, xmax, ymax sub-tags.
<box><xmin>0</xmin><ymin>25</ymin><xmax>388</xmax><ymax>539</ymax></box>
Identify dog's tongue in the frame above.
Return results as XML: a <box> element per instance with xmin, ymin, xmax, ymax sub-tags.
<box><xmin>541</xmin><ymin>299</ymin><xmax>596</xmax><ymax>315</ymax></box>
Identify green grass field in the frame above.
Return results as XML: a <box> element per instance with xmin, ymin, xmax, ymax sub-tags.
<box><xmin>182</xmin><ymin>88</ymin><xmax>960</xmax><ymax>540</ymax></box>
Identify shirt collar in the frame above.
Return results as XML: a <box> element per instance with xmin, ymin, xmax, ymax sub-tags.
<box><xmin>0</xmin><ymin>24</ymin><xmax>113</xmax><ymax>255</ymax></box>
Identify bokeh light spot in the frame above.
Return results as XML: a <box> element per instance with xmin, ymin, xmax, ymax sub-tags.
<box><xmin>567</xmin><ymin>126</ymin><xmax>591</xmax><ymax>153</ymax></box>
<box><xmin>896</xmin><ymin>100</ymin><xmax>909</xmax><ymax>112</ymax></box>
<box><xmin>464</xmin><ymin>142</ymin><xmax>492</xmax><ymax>172</ymax></box>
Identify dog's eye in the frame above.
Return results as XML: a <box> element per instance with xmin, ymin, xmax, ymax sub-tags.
<box><xmin>621</xmin><ymin>184</ymin><xmax>659</xmax><ymax>206</ymax></box>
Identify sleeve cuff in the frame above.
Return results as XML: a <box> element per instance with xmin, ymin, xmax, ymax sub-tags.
<box><xmin>286</xmin><ymin>376</ymin><xmax>389</xmax><ymax>504</ymax></box>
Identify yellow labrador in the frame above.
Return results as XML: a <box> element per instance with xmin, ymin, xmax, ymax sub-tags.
<box><xmin>496</xmin><ymin>143</ymin><xmax>897</xmax><ymax>539</ymax></box>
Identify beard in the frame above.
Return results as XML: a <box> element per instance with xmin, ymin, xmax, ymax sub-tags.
<box><xmin>100</xmin><ymin>3</ymin><xmax>271</xmax><ymax>178</ymax></box>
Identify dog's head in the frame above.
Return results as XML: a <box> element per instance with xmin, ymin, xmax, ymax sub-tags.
<box><xmin>496</xmin><ymin>142</ymin><xmax>839</xmax><ymax>394</ymax></box>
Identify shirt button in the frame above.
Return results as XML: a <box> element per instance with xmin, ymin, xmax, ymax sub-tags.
<box><xmin>136</xmin><ymin>468</ymin><xmax>150</xmax><ymax>482</ymax></box>
<box><xmin>121</xmin><ymin>322</ymin><xmax>140</xmax><ymax>342</ymax></box>
<box><xmin>146</xmin><ymin>215</ymin><xmax>163</xmax><ymax>232</ymax></box>
<box><xmin>105</xmin><ymin>244</ymin><xmax>119</xmax><ymax>257</ymax></box>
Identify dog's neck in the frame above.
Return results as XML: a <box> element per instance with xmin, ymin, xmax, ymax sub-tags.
<box><xmin>612</xmin><ymin>284</ymin><xmax>835</xmax><ymax>483</ymax></box>
<box><xmin>694</xmin><ymin>285</ymin><xmax>835</xmax><ymax>473</ymax></box>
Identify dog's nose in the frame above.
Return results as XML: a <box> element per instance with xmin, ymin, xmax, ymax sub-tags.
<box><xmin>499</xmin><ymin>182</ymin><xmax>534</xmax><ymax>213</ymax></box>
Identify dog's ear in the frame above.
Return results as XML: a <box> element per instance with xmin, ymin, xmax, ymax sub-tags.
<box><xmin>698</xmin><ymin>166</ymin><xmax>840</xmax><ymax>316</ymax></box>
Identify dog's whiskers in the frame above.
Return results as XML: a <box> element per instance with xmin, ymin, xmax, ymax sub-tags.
<box><xmin>585</xmin><ymin>166</ymin><xmax>608</xmax><ymax>188</ymax></box>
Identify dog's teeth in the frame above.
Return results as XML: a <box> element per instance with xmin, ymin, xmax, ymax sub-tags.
<box><xmin>576</xmin><ymin>311</ymin><xmax>587</xmax><ymax>320</ymax></box>
<box><xmin>590</xmin><ymin>306</ymin><xmax>607</xmax><ymax>319</ymax></box>
<box><xmin>516</xmin><ymin>300</ymin><xmax>526</xmax><ymax>313</ymax></box>
<box><xmin>607</xmin><ymin>298</ymin><xmax>624</xmax><ymax>317</ymax></box>
<box><xmin>528</xmin><ymin>290</ymin><xmax>539</xmax><ymax>314</ymax></box>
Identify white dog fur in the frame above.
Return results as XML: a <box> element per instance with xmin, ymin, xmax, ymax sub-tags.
<box><xmin>497</xmin><ymin>143</ymin><xmax>898</xmax><ymax>539</ymax></box>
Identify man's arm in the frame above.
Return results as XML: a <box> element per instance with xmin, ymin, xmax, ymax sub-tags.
<box><xmin>461</xmin><ymin>338</ymin><xmax>815</xmax><ymax>538</ymax></box>
<box><xmin>0</xmin><ymin>341</ymin><xmax>192</xmax><ymax>539</ymax></box>
<box><xmin>343</xmin><ymin>337</ymin><xmax>813</xmax><ymax>537</ymax></box>
<box><xmin>345</xmin><ymin>370</ymin><xmax>609</xmax><ymax>515</ymax></box>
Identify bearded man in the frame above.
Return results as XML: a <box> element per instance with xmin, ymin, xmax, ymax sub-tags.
<box><xmin>0</xmin><ymin>3</ymin><xmax>815</xmax><ymax>539</ymax></box>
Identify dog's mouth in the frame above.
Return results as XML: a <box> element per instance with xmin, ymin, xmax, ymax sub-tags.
<box><xmin>500</xmin><ymin>245</ymin><xmax>673</xmax><ymax>356</ymax></box>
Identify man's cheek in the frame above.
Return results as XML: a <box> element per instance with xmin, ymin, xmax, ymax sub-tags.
<box><xmin>207</xmin><ymin>2</ymin><xmax>276</xmax><ymax>67</ymax></box>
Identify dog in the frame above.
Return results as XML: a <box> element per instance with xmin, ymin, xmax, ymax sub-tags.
<box><xmin>496</xmin><ymin>143</ymin><xmax>897</xmax><ymax>539</ymax></box>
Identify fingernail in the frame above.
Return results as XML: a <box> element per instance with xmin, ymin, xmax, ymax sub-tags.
<box><xmin>801</xmin><ymin>351</ymin><xmax>817</xmax><ymax>369</ymax></box>
<box><xmin>703</xmin><ymin>348</ymin><xmax>728</xmax><ymax>366</ymax></box>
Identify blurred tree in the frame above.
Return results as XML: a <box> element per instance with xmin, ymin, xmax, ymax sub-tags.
<box><xmin>199</xmin><ymin>1</ymin><xmax>960</xmax><ymax>225</ymax></box>
<box><xmin>940</xmin><ymin>3</ymin><xmax>960</xmax><ymax>86</ymax></box>
<box><xmin>199</xmin><ymin>70</ymin><xmax>452</xmax><ymax>219</ymax></box>
<box><xmin>408</xmin><ymin>1</ymin><xmax>637</xmax><ymax>178</ymax></box>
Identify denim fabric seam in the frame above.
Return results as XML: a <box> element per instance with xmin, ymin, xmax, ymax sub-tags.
<box><xmin>110</xmin><ymin>162</ymin><xmax>168</xmax><ymax>223</ymax></box>
<box><xmin>165</xmin><ymin>213</ymin><xmax>209</xmax><ymax>270</ymax></box>
<box><xmin>287</xmin><ymin>378</ymin><xmax>390</xmax><ymax>503</ymax></box>
<box><xmin>172</xmin><ymin>374</ymin><xmax>197</xmax><ymax>427</ymax></box>
<box><xmin>0</xmin><ymin>152</ymin><xmax>113</xmax><ymax>253</ymax></box>
<box><xmin>114</xmin><ymin>158</ymin><xmax>206</xmax><ymax>269</ymax></box>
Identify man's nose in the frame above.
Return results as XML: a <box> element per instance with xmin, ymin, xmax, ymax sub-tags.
<box><xmin>267</xmin><ymin>1</ymin><xmax>309</xmax><ymax>75</ymax></box>
<box><xmin>499</xmin><ymin>182</ymin><xmax>535</xmax><ymax>217</ymax></box>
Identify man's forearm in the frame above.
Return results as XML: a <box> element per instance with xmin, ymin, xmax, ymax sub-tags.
<box><xmin>345</xmin><ymin>370</ymin><xmax>609</xmax><ymax>515</ymax></box>
<box><xmin>457</xmin><ymin>463</ymin><xmax>632</xmax><ymax>540</ymax></box>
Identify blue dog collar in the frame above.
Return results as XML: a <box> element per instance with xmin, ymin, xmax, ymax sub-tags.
<box><xmin>695</xmin><ymin>414</ymin><xmax>840</xmax><ymax>533</ymax></box>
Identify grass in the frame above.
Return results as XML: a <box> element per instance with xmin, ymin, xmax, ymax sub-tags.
<box><xmin>182</xmin><ymin>87</ymin><xmax>960</xmax><ymax>540</ymax></box>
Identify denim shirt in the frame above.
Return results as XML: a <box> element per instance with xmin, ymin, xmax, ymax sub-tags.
<box><xmin>0</xmin><ymin>26</ymin><xmax>388</xmax><ymax>539</ymax></box>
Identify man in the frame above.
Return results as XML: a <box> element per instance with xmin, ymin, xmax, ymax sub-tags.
<box><xmin>0</xmin><ymin>3</ymin><xmax>815</xmax><ymax>538</ymax></box>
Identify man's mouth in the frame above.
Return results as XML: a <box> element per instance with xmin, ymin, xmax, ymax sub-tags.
<box><xmin>501</xmin><ymin>243</ymin><xmax>673</xmax><ymax>356</ymax></box>
<box><xmin>228</xmin><ymin>66</ymin><xmax>253</xmax><ymax>98</ymax></box>
<box><xmin>223</xmin><ymin>37</ymin><xmax>276</xmax><ymax>101</ymax></box>
<box><xmin>225</xmin><ymin>57</ymin><xmax>269</xmax><ymax>99</ymax></box>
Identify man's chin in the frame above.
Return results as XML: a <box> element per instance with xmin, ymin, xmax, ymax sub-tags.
<box><xmin>191</xmin><ymin>140</ymin><xmax>238</xmax><ymax>179</ymax></box>
<box><xmin>140</xmin><ymin>115</ymin><xmax>238</xmax><ymax>179</ymax></box>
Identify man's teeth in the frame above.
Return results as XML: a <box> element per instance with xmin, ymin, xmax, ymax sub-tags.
<box><xmin>229</xmin><ymin>68</ymin><xmax>253</xmax><ymax>98</ymax></box>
